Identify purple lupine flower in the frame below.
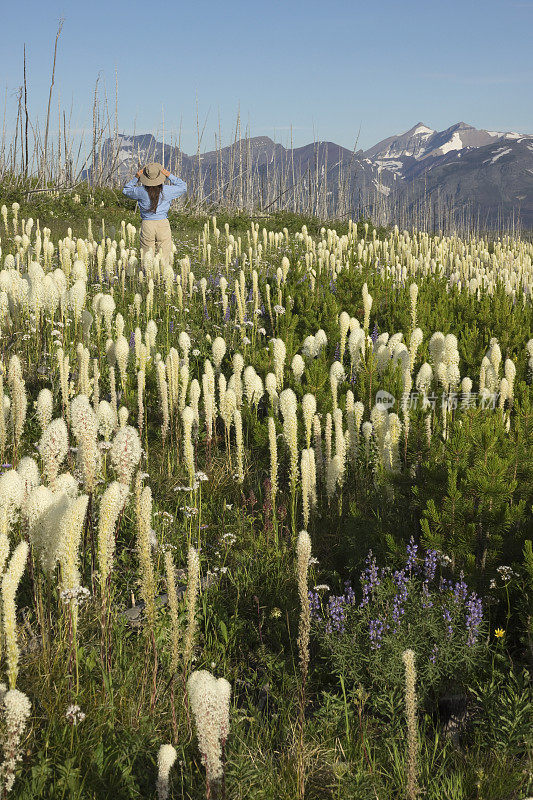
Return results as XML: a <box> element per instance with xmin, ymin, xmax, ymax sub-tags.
<box><xmin>224</xmin><ymin>304</ymin><xmax>231</xmax><ymax>324</ymax></box>
<box><xmin>344</xmin><ymin>581</ymin><xmax>356</xmax><ymax>606</ymax></box>
<box><xmin>406</xmin><ymin>538</ymin><xmax>418</xmax><ymax>572</ymax></box>
<box><xmin>359</xmin><ymin>553</ymin><xmax>380</xmax><ymax>607</ymax></box>
<box><xmin>169</xmin><ymin>320</ymin><xmax>174</xmax><ymax>333</ymax></box>
<box><xmin>442</xmin><ymin>607</ymin><xmax>453</xmax><ymax>637</ymax></box>
<box><xmin>452</xmin><ymin>572</ymin><xmax>468</xmax><ymax>603</ymax></box>
<box><xmin>465</xmin><ymin>592</ymin><xmax>483</xmax><ymax>646</ymax></box>
<box><xmin>129</xmin><ymin>331</ymin><xmax>135</xmax><ymax>349</ymax></box>
<box><xmin>247</xmin><ymin>287</ymin><xmax>253</xmax><ymax>303</ymax></box>
<box><xmin>308</xmin><ymin>590</ymin><xmax>321</xmax><ymax>618</ymax></box>
<box><xmin>203</xmin><ymin>305</ymin><xmax>209</xmax><ymax>321</ymax></box>
<box><xmin>423</xmin><ymin>549</ymin><xmax>438</xmax><ymax>582</ymax></box>
<box><xmin>371</xmin><ymin>323</ymin><xmax>379</xmax><ymax>345</ymax></box>
<box><xmin>391</xmin><ymin>569</ymin><xmax>409</xmax><ymax>630</ymax></box>
<box><xmin>326</xmin><ymin>595</ymin><xmax>347</xmax><ymax>634</ymax></box>
<box><xmin>369</xmin><ymin>617</ymin><xmax>385</xmax><ymax>650</ymax></box>
<box><xmin>334</xmin><ymin>342</ymin><xmax>341</xmax><ymax>362</ymax></box>
<box><xmin>430</xmin><ymin>643</ymin><xmax>439</xmax><ymax>664</ymax></box>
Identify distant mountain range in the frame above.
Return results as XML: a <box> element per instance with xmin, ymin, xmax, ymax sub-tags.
<box><xmin>86</xmin><ymin>121</ymin><xmax>533</xmax><ymax>228</ymax></box>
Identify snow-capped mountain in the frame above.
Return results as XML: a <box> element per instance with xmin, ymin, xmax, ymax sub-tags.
<box><xmin>87</xmin><ymin>121</ymin><xmax>533</xmax><ymax>228</ymax></box>
<box><xmin>364</xmin><ymin>121</ymin><xmax>524</xmax><ymax>162</ymax></box>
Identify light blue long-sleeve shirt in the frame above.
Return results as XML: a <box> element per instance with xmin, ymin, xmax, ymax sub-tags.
<box><xmin>122</xmin><ymin>173</ymin><xmax>187</xmax><ymax>220</ymax></box>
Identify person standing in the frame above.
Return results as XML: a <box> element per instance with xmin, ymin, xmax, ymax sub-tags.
<box><xmin>122</xmin><ymin>162</ymin><xmax>187</xmax><ymax>263</ymax></box>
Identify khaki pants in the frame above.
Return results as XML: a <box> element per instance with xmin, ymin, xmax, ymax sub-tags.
<box><xmin>140</xmin><ymin>219</ymin><xmax>172</xmax><ymax>263</ymax></box>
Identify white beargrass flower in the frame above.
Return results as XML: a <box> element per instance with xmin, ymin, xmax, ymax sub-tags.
<box><xmin>2</xmin><ymin>541</ymin><xmax>28</xmax><ymax>688</ymax></box>
<box><xmin>428</xmin><ymin>332</ymin><xmax>445</xmax><ymax>369</ymax></box>
<box><xmin>268</xmin><ymin>417</ymin><xmax>278</xmax><ymax>503</ymax></box>
<box><xmin>10</xmin><ymin>376</ymin><xmax>27</xmax><ymax>451</ymax></box>
<box><xmin>362</xmin><ymin>283</ymin><xmax>373</xmax><ymax>331</ymax></box>
<box><xmin>97</xmin><ymin>401</ymin><xmax>116</xmax><ymax>441</ymax></box>
<box><xmin>54</xmin><ymin>473</ymin><xmax>78</xmax><ymax>499</ymax></box>
<box><xmin>265</xmin><ymin>372</ymin><xmax>278</xmax><ymax>412</ymax></box>
<box><xmin>409</xmin><ymin>328</ymin><xmax>423</xmax><ymax>371</ymax></box>
<box><xmin>279</xmin><ymin>389</ymin><xmax>298</xmax><ymax>488</ymax></box>
<box><xmin>302</xmin><ymin>394</ymin><xmax>316</xmax><ymax>449</ymax></box>
<box><xmin>0</xmin><ymin>687</ymin><xmax>31</xmax><ymax>793</ymax></box>
<box><xmin>362</xmin><ymin>420</ymin><xmax>373</xmax><ymax>460</ymax></box>
<box><xmin>291</xmin><ymin>354</ymin><xmax>305</xmax><ymax>384</ymax></box>
<box><xmin>460</xmin><ymin>377</ymin><xmax>473</xmax><ymax>407</ymax></box>
<box><xmin>56</xmin><ymin>495</ymin><xmax>89</xmax><ymax>596</ymax></box>
<box><xmin>233</xmin><ymin>409</ymin><xmax>244</xmax><ymax>483</ymax></box>
<box><xmin>98</xmin><ymin>481</ymin><xmax>129</xmax><ymax>592</ymax></box>
<box><xmin>157</xmin><ymin>744</ymin><xmax>177</xmax><ymax>800</ymax></box>
<box><xmin>326</xmin><ymin>454</ymin><xmax>343</xmax><ymax>499</ymax></box>
<box><xmin>68</xmin><ymin>280</ymin><xmax>86</xmax><ymax>321</ymax></box>
<box><xmin>0</xmin><ymin>472</ymin><xmax>25</xmax><ymax>538</ymax></box>
<box><xmin>16</xmin><ymin>457</ymin><xmax>40</xmax><ymax>500</ymax></box>
<box><xmin>272</xmin><ymin>338</ymin><xmax>286</xmax><ymax>389</ymax></box>
<box><xmin>182</xmin><ymin>545</ymin><xmax>200</xmax><ymax>671</ymax></box>
<box><xmin>348</xmin><ymin>327</ymin><xmax>365</xmax><ymax>372</ymax></box>
<box><xmin>416</xmin><ymin>363</ymin><xmax>433</xmax><ymax>400</ymax></box>
<box><xmin>296</xmin><ymin>531</ymin><xmax>312</xmax><ymax>683</ymax></box>
<box><xmin>243</xmin><ymin>366</ymin><xmax>258</xmax><ymax>405</ymax></box>
<box><xmin>211</xmin><ymin>337</ymin><xmax>226</xmax><ymax>372</ymax></box>
<box><xmin>329</xmin><ymin>361</ymin><xmax>345</xmax><ymax>409</ymax></box>
<box><xmin>118</xmin><ymin>406</ymin><xmax>129</xmax><ymax>428</ymax></box>
<box><xmin>182</xmin><ymin>407</ymin><xmax>195</xmax><ymax>483</ymax></box>
<box><xmin>302</xmin><ymin>335</ymin><xmax>316</xmax><ymax>359</ymax></box>
<box><xmin>109</xmin><ymin>425</ymin><xmax>142</xmax><ymax>486</ymax></box>
<box><xmin>301</xmin><ymin>448</ymin><xmax>316</xmax><ymax>527</ymax></box>
<box><xmin>187</xmin><ymin>670</ymin><xmax>232</xmax><ymax>786</ymax></box>
<box><xmin>99</xmin><ymin>294</ymin><xmax>116</xmax><ymax>336</ymax></box>
<box><xmin>114</xmin><ymin>335</ymin><xmax>130</xmax><ymax>386</ymax></box>
<box><xmin>70</xmin><ymin>395</ymin><xmax>99</xmax><ymax>492</ymax></box>
<box><xmin>338</xmin><ymin>311</ymin><xmax>350</xmax><ymax>361</ymax></box>
<box><xmin>409</xmin><ymin>282</ymin><xmax>419</xmax><ymax>326</ymax></box>
<box><xmin>36</xmin><ymin>389</ymin><xmax>53</xmax><ymax>432</ymax></box>
<box><xmin>504</xmin><ymin>358</ymin><xmax>516</xmax><ymax>398</ymax></box>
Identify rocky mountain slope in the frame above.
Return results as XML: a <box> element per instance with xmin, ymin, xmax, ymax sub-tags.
<box><xmin>87</xmin><ymin>121</ymin><xmax>533</xmax><ymax>228</ymax></box>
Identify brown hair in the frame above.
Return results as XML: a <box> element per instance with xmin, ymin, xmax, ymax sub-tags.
<box><xmin>146</xmin><ymin>183</ymin><xmax>163</xmax><ymax>214</ymax></box>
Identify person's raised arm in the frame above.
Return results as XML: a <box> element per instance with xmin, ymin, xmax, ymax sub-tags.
<box><xmin>122</xmin><ymin>169</ymin><xmax>144</xmax><ymax>199</ymax></box>
<box><xmin>163</xmin><ymin>168</ymin><xmax>187</xmax><ymax>198</ymax></box>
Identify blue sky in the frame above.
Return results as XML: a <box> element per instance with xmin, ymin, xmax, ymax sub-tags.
<box><xmin>2</xmin><ymin>0</ymin><xmax>533</xmax><ymax>159</ymax></box>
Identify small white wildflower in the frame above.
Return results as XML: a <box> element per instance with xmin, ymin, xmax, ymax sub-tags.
<box><xmin>65</xmin><ymin>704</ymin><xmax>86</xmax><ymax>725</ymax></box>
<box><xmin>60</xmin><ymin>586</ymin><xmax>91</xmax><ymax>605</ymax></box>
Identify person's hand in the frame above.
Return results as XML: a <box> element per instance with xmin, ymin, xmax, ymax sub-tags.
<box><xmin>161</xmin><ymin>168</ymin><xmax>170</xmax><ymax>178</ymax></box>
<box><xmin>136</xmin><ymin>167</ymin><xmax>143</xmax><ymax>178</ymax></box>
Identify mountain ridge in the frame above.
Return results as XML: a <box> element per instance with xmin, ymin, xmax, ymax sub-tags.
<box><xmin>88</xmin><ymin>121</ymin><xmax>533</xmax><ymax>227</ymax></box>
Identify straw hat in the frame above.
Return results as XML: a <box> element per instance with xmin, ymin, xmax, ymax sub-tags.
<box><xmin>138</xmin><ymin>162</ymin><xmax>165</xmax><ymax>186</ymax></box>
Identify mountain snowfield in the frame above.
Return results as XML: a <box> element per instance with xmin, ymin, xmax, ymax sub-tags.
<box><xmin>90</xmin><ymin>121</ymin><xmax>533</xmax><ymax>227</ymax></box>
